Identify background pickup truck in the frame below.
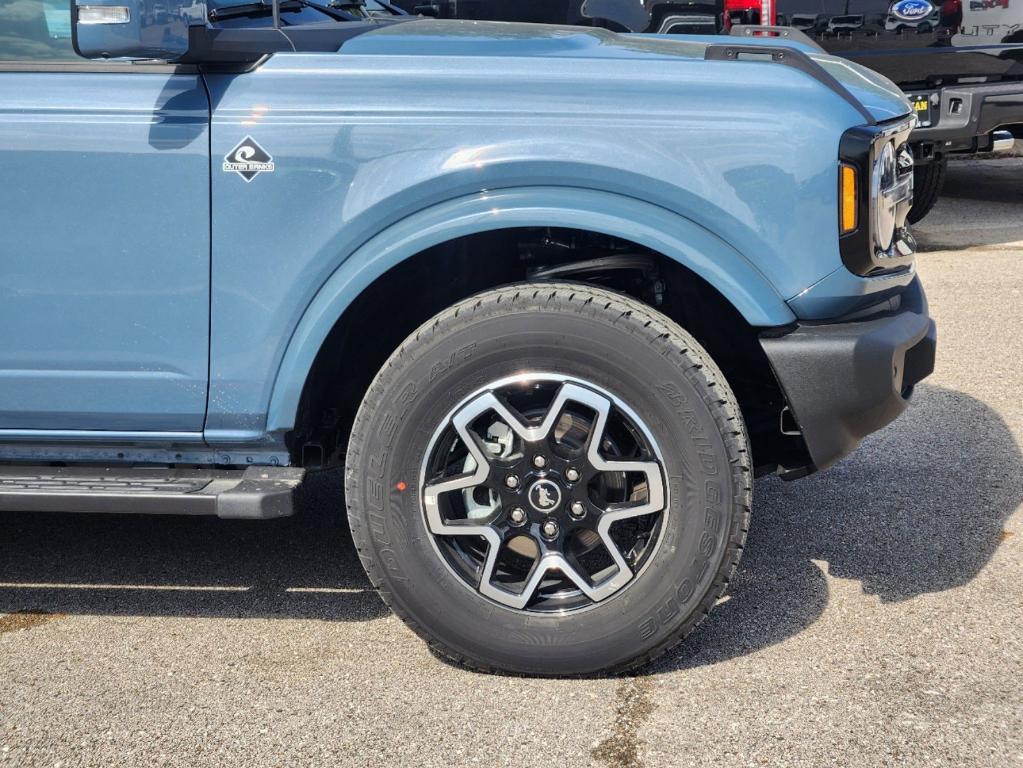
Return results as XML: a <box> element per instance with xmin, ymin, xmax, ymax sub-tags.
<box><xmin>402</xmin><ymin>0</ymin><xmax>1023</xmax><ymax>221</ymax></box>
<box><xmin>0</xmin><ymin>1</ymin><xmax>934</xmax><ymax>675</ymax></box>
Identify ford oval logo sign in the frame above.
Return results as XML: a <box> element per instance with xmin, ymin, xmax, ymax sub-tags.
<box><xmin>891</xmin><ymin>0</ymin><xmax>934</xmax><ymax>20</ymax></box>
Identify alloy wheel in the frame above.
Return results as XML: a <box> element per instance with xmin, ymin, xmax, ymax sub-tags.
<box><xmin>420</xmin><ymin>374</ymin><xmax>668</xmax><ymax>613</ymax></box>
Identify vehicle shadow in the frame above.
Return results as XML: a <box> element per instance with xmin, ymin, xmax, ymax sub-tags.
<box><xmin>1</xmin><ymin>385</ymin><xmax>1017</xmax><ymax>666</ymax></box>
<box><xmin>652</xmin><ymin>383</ymin><xmax>1021</xmax><ymax>673</ymax></box>
<box><xmin>0</xmin><ymin>469</ymin><xmax>388</xmax><ymax>622</ymax></box>
<box><xmin>914</xmin><ymin>155</ymin><xmax>1023</xmax><ymax>252</ymax></box>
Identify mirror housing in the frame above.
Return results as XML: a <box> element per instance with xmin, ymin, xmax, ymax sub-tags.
<box><xmin>72</xmin><ymin>0</ymin><xmax>205</xmax><ymax>61</ymax></box>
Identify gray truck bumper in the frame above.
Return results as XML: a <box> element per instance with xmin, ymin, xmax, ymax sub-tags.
<box><xmin>911</xmin><ymin>81</ymin><xmax>1023</xmax><ymax>153</ymax></box>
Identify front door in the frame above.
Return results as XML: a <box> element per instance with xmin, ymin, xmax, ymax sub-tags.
<box><xmin>0</xmin><ymin>0</ymin><xmax>210</xmax><ymax>433</ymax></box>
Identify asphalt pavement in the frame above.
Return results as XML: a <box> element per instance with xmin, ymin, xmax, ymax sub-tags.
<box><xmin>1</xmin><ymin>155</ymin><xmax>1021</xmax><ymax>767</ymax></box>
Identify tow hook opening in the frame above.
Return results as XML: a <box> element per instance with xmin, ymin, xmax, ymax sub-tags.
<box><xmin>780</xmin><ymin>406</ymin><xmax>802</xmax><ymax>437</ymax></box>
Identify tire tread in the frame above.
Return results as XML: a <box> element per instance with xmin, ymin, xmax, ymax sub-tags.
<box><xmin>908</xmin><ymin>158</ymin><xmax>946</xmax><ymax>225</ymax></box>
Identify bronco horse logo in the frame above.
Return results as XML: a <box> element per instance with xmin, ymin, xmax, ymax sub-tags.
<box><xmin>536</xmin><ymin>486</ymin><xmax>556</xmax><ymax>508</ymax></box>
<box><xmin>528</xmin><ymin>479</ymin><xmax>562</xmax><ymax>512</ymax></box>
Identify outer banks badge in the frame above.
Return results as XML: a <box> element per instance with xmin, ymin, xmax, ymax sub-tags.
<box><xmin>223</xmin><ymin>137</ymin><xmax>274</xmax><ymax>182</ymax></box>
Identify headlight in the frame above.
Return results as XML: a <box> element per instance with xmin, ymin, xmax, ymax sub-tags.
<box><xmin>872</xmin><ymin>140</ymin><xmax>897</xmax><ymax>252</ymax></box>
<box><xmin>838</xmin><ymin>119</ymin><xmax>917</xmax><ymax>276</ymax></box>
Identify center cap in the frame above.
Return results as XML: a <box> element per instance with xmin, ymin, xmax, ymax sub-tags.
<box><xmin>527</xmin><ymin>478</ymin><xmax>562</xmax><ymax>513</ymax></box>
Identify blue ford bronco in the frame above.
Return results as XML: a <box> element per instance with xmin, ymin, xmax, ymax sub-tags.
<box><xmin>0</xmin><ymin>0</ymin><xmax>935</xmax><ymax>674</ymax></box>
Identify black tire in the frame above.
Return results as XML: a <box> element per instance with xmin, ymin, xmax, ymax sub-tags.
<box><xmin>345</xmin><ymin>282</ymin><xmax>751</xmax><ymax>676</ymax></box>
<box><xmin>908</xmin><ymin>156</ymin><xmax>947</xmax><ymax>224</ymax></box>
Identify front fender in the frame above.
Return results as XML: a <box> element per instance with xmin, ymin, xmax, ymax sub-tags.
<box><xmin>265</xmin><ymin>186</ymin><xmax>795</xmax><ymax>434</ymax></box>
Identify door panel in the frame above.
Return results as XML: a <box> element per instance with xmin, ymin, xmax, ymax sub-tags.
<box><xmin>0</xmin><ymin>72</ymin><xmax>210</xmax><ymax>431</ymax></box>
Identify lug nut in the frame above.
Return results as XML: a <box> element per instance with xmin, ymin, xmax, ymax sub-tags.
<box><xmin>532</xmin><ymin>455</ymin><xmax>547</xmax><ymax>469</ymax></box>
<box><xmin>505</xmin><ymin>475</ymin><xmax>519</xmax><ymax>489</ymax></box>
<box><xmin>541</xmin><ymin>519</ymin><xmax>560</xmax><ymax>539</ymax></box>
<box><xmin>509</xmin><ymin>507</ymin><xmax>527</xmax><ymax>525</ymax></box>
<box><xmin>569</xmin><ymin>501</ymin><xmax>586</xmax><ymax>518</ymax></box>
<box><xmin>565</xmin><ymin>468</ymin><xmax>580</xmax><ymax>482</ymax></box>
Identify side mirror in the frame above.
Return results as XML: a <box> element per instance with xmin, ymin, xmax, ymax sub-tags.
<box><xmin>71</xmin><ymin>0</ymin><xmax>204</xmax><ymax>61</ymax></box>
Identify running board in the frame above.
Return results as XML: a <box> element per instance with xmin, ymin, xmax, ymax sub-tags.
<box><xmin>0</xmin><ymin>466</ymin><xmax>305</xmax><ymax>519</ymax></box>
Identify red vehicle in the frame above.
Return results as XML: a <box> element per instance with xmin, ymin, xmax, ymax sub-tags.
<box><xmin>723</xmin><ymin>0</ymin><xmax>775</xmax><ymax>29</ymax></box>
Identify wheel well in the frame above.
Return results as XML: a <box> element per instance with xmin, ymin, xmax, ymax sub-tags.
<box><xmin>289</xmin><ymin>227</ymin><xmax>810</xmax><ymax>474</ymax></box>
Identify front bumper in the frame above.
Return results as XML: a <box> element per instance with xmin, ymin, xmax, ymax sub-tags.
<box><xmin>760</xmin><ymin>277</ymin><xmax>936</xmax><ymax>474</ymax></box>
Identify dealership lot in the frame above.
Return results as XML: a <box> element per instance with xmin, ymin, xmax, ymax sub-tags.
<box><xmin>1</xmin><ymin>157</ymin><xmax>1021</xmax><ymax>768</ymax></box>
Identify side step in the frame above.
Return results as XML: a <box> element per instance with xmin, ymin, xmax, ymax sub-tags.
<box><xmin>0</xmin><ymin>466</ymin><xmax>305</xmax><ymax>519</ymax></box>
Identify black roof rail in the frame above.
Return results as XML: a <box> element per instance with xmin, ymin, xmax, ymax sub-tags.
<box><xmin>703</xmin><ymin>42</ymin><xmax>876</xmax><ymax>125</ymax></box>
<box><xmin>729</xmin><ymin>24</ymin><xmax>826</xmax><ymax>53</ymax></box>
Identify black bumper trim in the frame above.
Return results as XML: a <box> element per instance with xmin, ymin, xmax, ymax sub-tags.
<box><xmin>760</xmin><ymin>277</ymin><xmax>936</xmax><ymax>473</ymax></box>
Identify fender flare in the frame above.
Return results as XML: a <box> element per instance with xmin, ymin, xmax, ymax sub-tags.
<box><xmin>265</xmin><ymin>186</ymin><xmax>795</xmax><ymax>433</ymax></box>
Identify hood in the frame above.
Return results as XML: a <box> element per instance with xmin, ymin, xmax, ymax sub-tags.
<box><xmin>341</xmin><ymin>19</ymin><xmax>911</xmax><ymax>124</ymax></box>
<box><xmin>807</xmin><ymin>52</ymin><xmax>914</xmax><ymax>124</ymax></box>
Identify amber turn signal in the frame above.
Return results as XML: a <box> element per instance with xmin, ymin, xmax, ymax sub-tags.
<box><xmin>840</xmin><ymin>164</ymin><xmax>857</xmax><ymax>234</ymax></box>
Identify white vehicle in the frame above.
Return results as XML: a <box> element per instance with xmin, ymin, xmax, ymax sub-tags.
<box><xmin>826</xmin><ymin>14</ymin><xmax>864</xmax><ymax>33</ymax></box>
<box><xmin>790</xmin><ymin>12</ymin><xmax>826</xmax><ymax>31</ymax></box>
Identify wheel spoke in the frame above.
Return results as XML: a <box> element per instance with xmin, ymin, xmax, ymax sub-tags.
<box><xmin>422</xmin><ymin>393</ymin><xmax>495</xmax><ymax>536</ymax></box>
<box><xmin>422</xmin><ymin>390</ymin><xmax>530</xmax><ymax>608</ymax></box>
<box><xmin>571</xmin><ymin>385</ymin><xmax>666</xmax><ymax>596</ymax></box>
<box><xmin>479</xmin><ymin>552</ymin><xmax>614</xmax><ymax>610</ymax></box>
<box><xmin>591</xmin><ymin>459</ymin><xmax>665</xmax><ymax>595</ymax></box>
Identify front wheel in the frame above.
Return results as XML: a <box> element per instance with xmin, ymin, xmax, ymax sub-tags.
<box><xmin>908</xmin><ymin>156</ymin><xmax>947</xmax><ymax>224</ymax></box>
<box><xmin>345</xmin><ymin>282</ymin><xmax>751</xmax><ymax>675</ymax></box>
